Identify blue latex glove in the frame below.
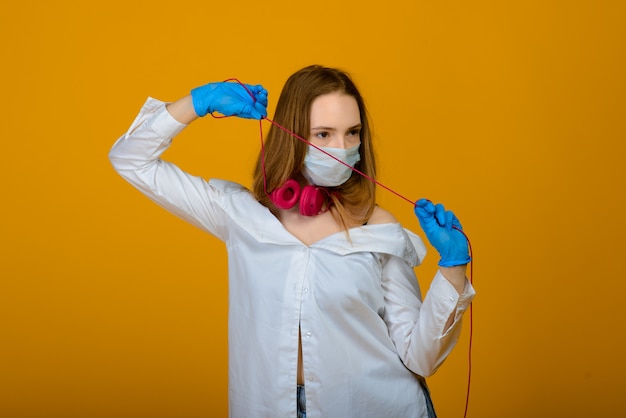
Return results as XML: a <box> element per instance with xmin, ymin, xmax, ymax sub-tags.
<box><xmin>414</xmin><ymin>198</ymin><xmax>471</xmax><ymax>267</ymax></box>
<box><xmin>191</xmin><ymin>82</ymin><xmax>268</xmax><ymax>119</ymax></box>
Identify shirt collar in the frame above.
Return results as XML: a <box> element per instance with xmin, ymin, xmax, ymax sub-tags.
<box><xmin>212</xmin><ymin>179</ymin><xmax>426</xmax><ymax>266</ymax></box>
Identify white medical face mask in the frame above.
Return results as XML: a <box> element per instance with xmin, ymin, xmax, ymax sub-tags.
<box><xmin>302</xmin><ymin>144</ymin><xmax>361</xmax><ymax>187</ymax></box>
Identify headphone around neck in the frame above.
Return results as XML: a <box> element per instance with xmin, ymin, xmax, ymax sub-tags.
<box><xmin>269</xmin><ymin>179</ymin><xmax>330</xmax><ymax>216</ymax></box>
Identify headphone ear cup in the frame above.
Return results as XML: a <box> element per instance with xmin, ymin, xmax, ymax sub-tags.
<box><xmin>270</xmin><ymin>179</ymin><xmax>301</xmax><ymax>210</ymax></box>
<box><xmin>299</xmin><ymin>185</ymin><xmax>327</xmax><ymax>216</ymax></box>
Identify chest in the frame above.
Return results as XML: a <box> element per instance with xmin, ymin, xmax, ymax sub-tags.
<box><xmin>229</xmin><ymin>234</ymin><xmax>386</xmax><ymax>314</ymax></box>
<box><xmin>278</xmin><ymin>209</ymin><xmax>345</xmax><ymax>246</ymax></box>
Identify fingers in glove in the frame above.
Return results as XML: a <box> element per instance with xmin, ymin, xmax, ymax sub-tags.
<box><xmin>434</xmin><ymin>203</ymin><xmax>447</xmax><ymax>226</ymax></box>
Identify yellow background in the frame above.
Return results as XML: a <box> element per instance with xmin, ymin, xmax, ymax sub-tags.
<box><xmin>1</xmin><ymin>1</ymin><xmax>625</xmax><ymax>417</ymax></box>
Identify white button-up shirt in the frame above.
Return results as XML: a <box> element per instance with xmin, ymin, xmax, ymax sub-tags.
<box><xmin>109</xmin><ymin>98</ymin><xmax>475</xmax><ymax>418</ymax></box>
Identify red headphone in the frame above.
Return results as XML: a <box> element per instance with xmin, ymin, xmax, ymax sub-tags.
<box><xmin>269</xmin><ymin>179</ymin><xmax>329</xmax><ymax>216</ymax></box>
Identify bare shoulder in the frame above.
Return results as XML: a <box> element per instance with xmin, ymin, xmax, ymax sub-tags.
<box><xmin>367</xmin><ymin>206</ymin><xmax>399</xmax><ymax>225</ymax></box>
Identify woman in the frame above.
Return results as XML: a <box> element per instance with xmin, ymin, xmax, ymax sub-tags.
<box><xmin>109</xmin><ymin>65</ymin><xmax>474</xmax><ymax>418</ymax></box>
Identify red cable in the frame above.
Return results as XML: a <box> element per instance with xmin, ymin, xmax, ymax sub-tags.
<box><xmin>455</xmin><ymin>228</ymin><xmax>474</xmax><ymax>418</ymax></box>
<box><xmin>261</xmin><ymin>117</ymin><xmax>416</xmax><ymax>206</ymax></box>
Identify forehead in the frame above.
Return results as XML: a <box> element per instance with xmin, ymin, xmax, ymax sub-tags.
<box><xmin>310</xmin><ymin>92</ymin><xmax>361</xmax><ymax>126</ymax></box>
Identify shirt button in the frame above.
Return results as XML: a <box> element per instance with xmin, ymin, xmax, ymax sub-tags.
<box><xmin>303</xmin><ymin>288</ymin><xmax>309</xmax><ymax>294</ymax></box>
<box><xmin>305</xmin><ymin>332</ymin><xmax>312</xmax><ymax>338</ymax></box>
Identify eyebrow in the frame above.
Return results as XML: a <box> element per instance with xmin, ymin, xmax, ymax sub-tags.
<box><xmin>310</xmin><ymin>124</ymin><xmax>362</xmax><ymax>131</ymax></box>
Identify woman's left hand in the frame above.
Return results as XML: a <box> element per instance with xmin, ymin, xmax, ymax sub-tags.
<box><xmin>414</xmin><ymin>199</ymin><xmax>471</xmax><ymax>267</ymax></box>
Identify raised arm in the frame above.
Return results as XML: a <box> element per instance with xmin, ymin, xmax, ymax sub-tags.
<box><xmin>108</xmin><ymin>81</ymin><xmax>268</xmax><ymax>238</ymax></box>
<box><xmin>166</xmin><ymin>95</ymin><xmax>198</xmax><ymax>124</ymax></box>
<box><xmin>167</xmin><ymin>81</ymin><xmax>268</xmax><ymax>124</ymax></box>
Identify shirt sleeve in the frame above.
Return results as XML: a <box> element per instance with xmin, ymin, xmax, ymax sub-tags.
<box><xmin>108</xmin><ymin>97</ymin><xmax>230</xmax><ymax>241</ymax></box>
<box><xmin>381</xmin><ymin>256</ymin><xmax>475</xmax><ymax>377</ymax></box>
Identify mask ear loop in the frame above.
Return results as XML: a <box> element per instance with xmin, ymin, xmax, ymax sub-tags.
<box><xmin>216</xmin><ymin>78</ymin><xmax>473</xmax><ymax>417</ymax></box>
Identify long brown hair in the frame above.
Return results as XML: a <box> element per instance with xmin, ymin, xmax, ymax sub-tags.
<box><xmin>252</xmin><ymin>65</ymin><xmax>377</xmax><ymax>230</ymax></box>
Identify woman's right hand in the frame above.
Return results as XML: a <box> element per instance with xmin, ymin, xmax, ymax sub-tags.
<box><xmin>190</xmin><ymin>81</ymin><xmax>268</xmax><ymax>120</ymax></box>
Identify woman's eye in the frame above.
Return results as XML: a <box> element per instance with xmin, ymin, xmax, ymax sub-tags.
<box><xmin>349</xmin><ymin>129</ymin><xmax>361</xmax><ymax>136</ymax></box>
<box><xmin>316</xmin><ymin>132</ymin><xmax>329</xmax><ymax>139</ymax></box>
